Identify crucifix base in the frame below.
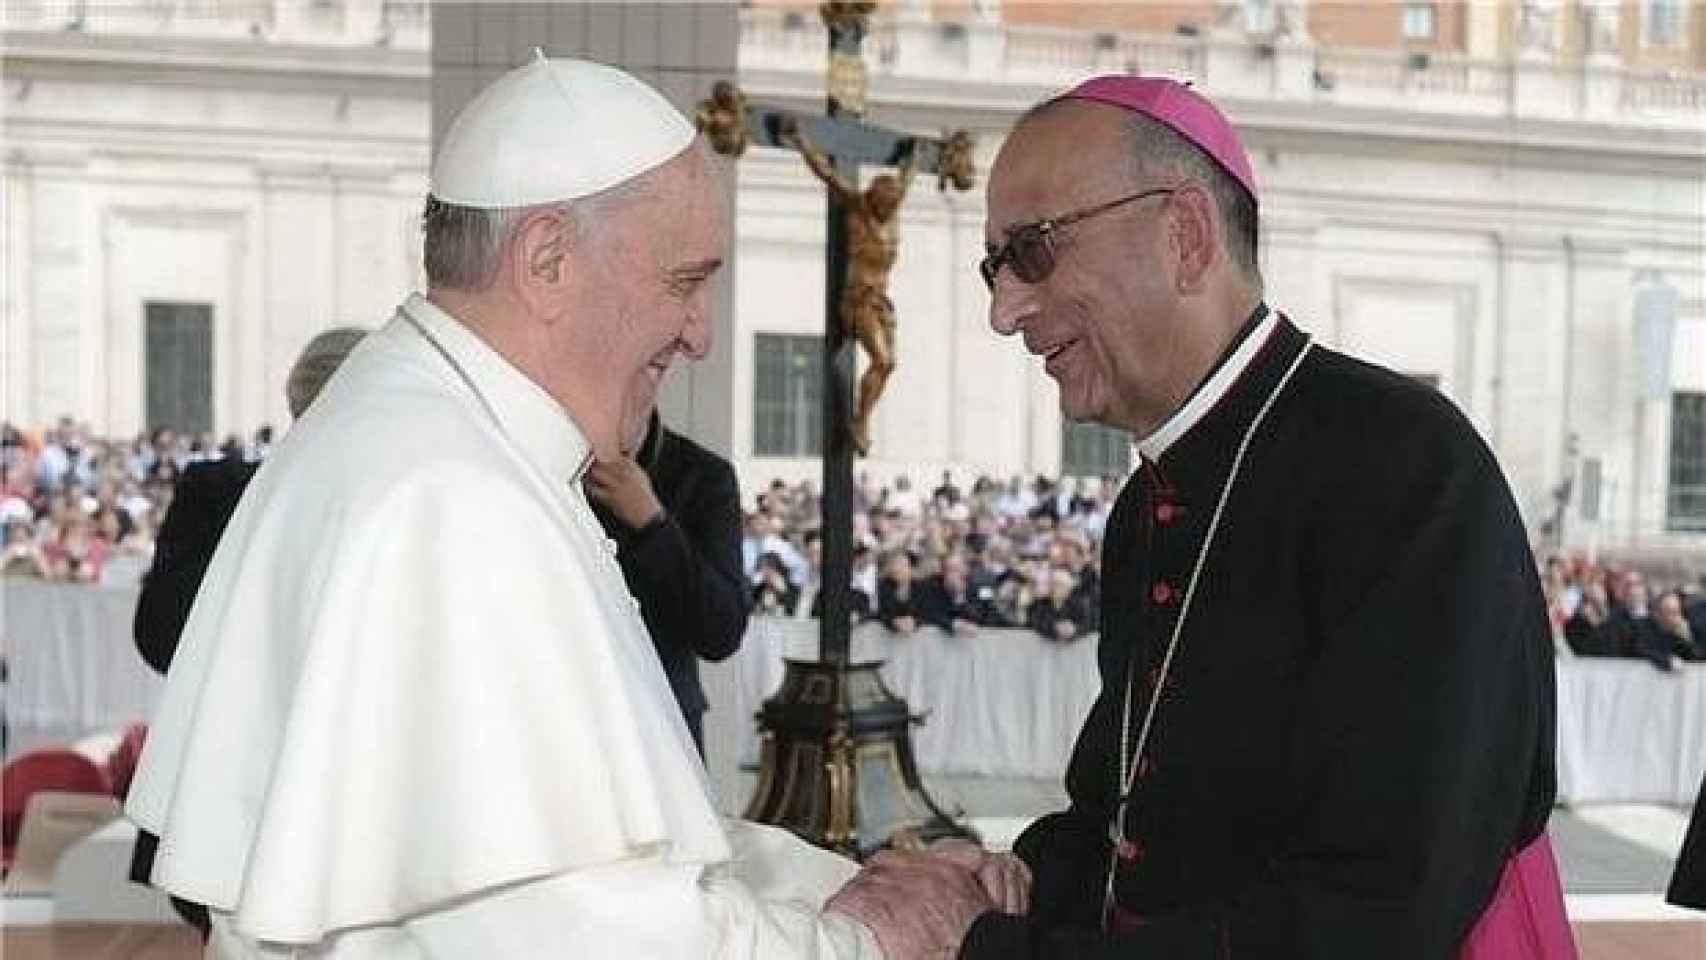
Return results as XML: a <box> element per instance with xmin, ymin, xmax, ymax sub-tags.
<box><xmin>742</xmin><ymin>659</ymin><xmax>977</xmax><ymax>859</ymax></box>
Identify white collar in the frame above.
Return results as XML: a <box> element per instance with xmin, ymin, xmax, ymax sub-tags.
<box><xmin>1136</xmin><ymin>308</ymin><xmax>1279</xmax><ymax>462</ymax></box>
<box><xmin>401</xmin><ymin>293</ymin><xmax>593</xmax><ymax>485</ymax></box>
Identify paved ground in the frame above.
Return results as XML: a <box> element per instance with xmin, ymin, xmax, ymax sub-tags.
<box><xmin>1552</xmin><ymin>806</ymin><xmax>1686</xmax><ymax>895</ymax></box>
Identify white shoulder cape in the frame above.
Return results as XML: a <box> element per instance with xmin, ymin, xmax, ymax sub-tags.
<box><xmin>126</xmin><ymin>299</ymin><xmax>731</xmax><ymax>945</ymax></box>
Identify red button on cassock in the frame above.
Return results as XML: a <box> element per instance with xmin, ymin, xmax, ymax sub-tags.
<box><xmin>1155</xmin><ymin>502</ymin><xmax>1182</xmax><ymax>526</ymax></box>
<box><xmin>1151</xmin><ymin>582</ymin><xmax>1176</xmax><ymax>605</ymax></box>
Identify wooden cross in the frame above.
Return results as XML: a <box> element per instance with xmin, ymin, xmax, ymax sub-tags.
<box><xmin>698</xmin><ymin>0</ymin><xmax>974</xmax><ymax>664</ymax></box>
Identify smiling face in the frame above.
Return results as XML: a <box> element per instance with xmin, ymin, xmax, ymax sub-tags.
<box><xmin>985</xmin><ymin>101</ymin><xmax>1197</xmax><ymax>435</ymax></box>
<box><xmin>540</xmin><ymin>145</ymin><xmax>728</xmax><ymax>458</ymax></box>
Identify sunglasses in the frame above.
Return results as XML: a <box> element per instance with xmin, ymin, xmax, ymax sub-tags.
<box><xmin>979</xmin><ymin>187</ymin><xmax>1176</xmax><ymax>291</ymax></box>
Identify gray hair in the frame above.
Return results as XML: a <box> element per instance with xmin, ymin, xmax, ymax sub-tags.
<box><xmin>421</xmin><ymin>173</ymin><xmax>659</xmax><ymax>292</ymax></box>
<box><xmin>1116</xmin><ymin>111</ymin><xmax>1261</xmax><ymax>285</ymax></box>
<box><xmin>286</xmin><ymin>327</ymin><xmax>368</xmax><ymax>418</ymax></box>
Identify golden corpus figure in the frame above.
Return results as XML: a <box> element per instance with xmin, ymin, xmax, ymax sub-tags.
<box><xmin>782</xmin><ymin>118</ymin><xmax>918</xmax><ymax>457</ymax></box>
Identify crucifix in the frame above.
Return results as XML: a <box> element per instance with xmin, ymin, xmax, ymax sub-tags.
<box><xmin>698</xmin><ymin>0</ymin><xmax>977</xmax><ymax>857</ymax></box>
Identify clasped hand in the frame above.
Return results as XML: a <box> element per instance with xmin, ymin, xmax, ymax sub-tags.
<box><xmin>826</xmin><ymin>840</ymin><xmax>1031</xmax><ymax>959</ymax></box>
<box><xmin>585</xmin><ymin>455</ymin><xmax>663</xmax><ymax>531</ymax></box>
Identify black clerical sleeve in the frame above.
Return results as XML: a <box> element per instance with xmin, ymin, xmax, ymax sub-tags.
<box><xmin>1670</xmin><ymin>773</ymin><xmax>1706</xmax><ymax>908</ymax></box>
<box><xmin>961</xmin><ymin>400</ymin><xmax>1554</xmax><ymax>958</ymax></box>
<box><xmin>616</xmin><ymin>459</ymin><xmax>749</xmax><ymax>664</ymax></box>
<box><xmin>133</xmin><ymin>460</ymin><xmax>256</xmax><ymax>674</ymax></box>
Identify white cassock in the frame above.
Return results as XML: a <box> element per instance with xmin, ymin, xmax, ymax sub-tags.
<box><xmin>126</xmin><ymin>294</ymin><xmax>881</xmax><ymax>959</ymax></box>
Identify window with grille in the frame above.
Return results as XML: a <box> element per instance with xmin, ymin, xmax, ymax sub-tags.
<box><xmin>1646</xmin><ymin>0</ymin><xmax>1685</xmax><ymax>46</ymax></box>
<box><xmin>1403</xmin><ymin>3</ymin><xmax>1438</xmax><ymax>40</ymax></box>
<box><xmin>1241</xmin><ymin>0</ymin><xmax>1274</xmax><ymax>33</ymax></box>
<box><xmin>1061</xmin><ymin>420</ymin><xmax>1131</xmax><ymax>478</ymax></box>
<box><xmin>145</xmin><ymin>301</ymin><xmax>214</xmax><ymax>435</ymax></box>
<box><xmin>1667</xmin><ymin>391</ymin><xmax>1706</xmax><ymax>532</ymax></box>
<box><xmin>753</xmin><ymin>333</ymin><xmax>823</xmax><ymax>457</ymax></box>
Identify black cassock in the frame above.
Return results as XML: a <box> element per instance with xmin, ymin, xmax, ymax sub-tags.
<box><xmin>962</xmin><ymin>312</ymin><xmax>1556</xmax><ymax>959</ymax></box>
<box><xmin>1669</xmin><ymin>773</ymin><xmax>1706</xmax><ymax>909</ymax></box>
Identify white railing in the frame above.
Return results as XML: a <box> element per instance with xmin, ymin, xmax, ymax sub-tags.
<box><xmin>1001</xmin><ymin>24</ymin><xmax>1098</xmax><ymax>74</ymax></box>
<box><xmin>380</xmin><ymin>0</ymin><xmax>426</xmax><ymax>30</ymax></box>
<box><xmin>740</xmin><ymin>7</ymin><xmax>828</xmax><ymax>67</ymax></box>
<box><xmin>1113</xmin><ymin>35</ymin><xmax>1203</xmax><ymax>81</ymax></box>
<box><xmin>737</xmin><ymin>9</ymin><xmax>1702</xmax><ymax>126</ymax></box>
<box><xmin>1315</xmin><ymin>48</ymin><xmax>1513</xmax><ymax>102</ymax></box>
<box><xmin>1623</xmin><ymin>70</ymin><xmax>1706</xmax><ymax>113</ymax></box>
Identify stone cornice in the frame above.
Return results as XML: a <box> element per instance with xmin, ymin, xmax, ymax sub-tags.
<box><xmin>0</xmin><ymin>28</ymin><xmax>428</xmax><ymax>96</ymax></box>
<box><xmin>4</xmin><ymin>117</ymin><xmax>427</xmax><ymax>171</ymax></box>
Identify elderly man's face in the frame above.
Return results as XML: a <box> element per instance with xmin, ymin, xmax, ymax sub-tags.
<box><xmin>577</xmin><ymin>147</ymin><xmax>727</xmax><ymax>454</ymax></box>
<box><xmin>617</xmin><ymin>365</ymin><xmax>657</xmax><ymax>456</ymax></box>
<box><xmin>985</xmin><ymin>102</ymin><xmax>1182</xmax><ymax>433</ymax></box>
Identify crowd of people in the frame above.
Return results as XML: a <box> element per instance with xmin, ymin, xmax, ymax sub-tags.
<box><xmin>1544</xmin><ymin>555</ymin><xmax>1706</xmax><ymax>671</ymax></box>
<box><xmin>742</xmin><ymin>470</ymin><xmax>1117</xmax><ymax>643</ymax></box>
<box><xmin>10</xmin><ymin>416</ymin><xmax>1706</xmax><ymax>659</ymax></box>
<box><xmin>4</xmin><ymin>415</ymin><xmax>1119</xmax><ymax>644</ymax></box>
<box><xmin>0</xmin><ymin>417</ymin><xmax>274</xmax><ymax>584</ymax></box>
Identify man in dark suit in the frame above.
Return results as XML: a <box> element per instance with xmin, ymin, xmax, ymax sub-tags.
<box><xmin>587</xmin><ymin>408</ymin><xmax>749</xmax><ymax>758</ymax></box>
<box><xmin>918</xmin><ymin>553</ymin><xmax>994</xmax><ymax>635</ymax></box>
<box><xmin>132</xmin><ymin>455</ymin><xmax>257</xmax><ymax>673</ymax></box>
<box><xmin>1603</xmin><ymin>575</ymin><xmax>1678</xmax><ymax>671</ymax></box>
<box><xmin>128</xmin><ymin>327</ymin><xmax>367</xmax><ymax>937</ymax></box>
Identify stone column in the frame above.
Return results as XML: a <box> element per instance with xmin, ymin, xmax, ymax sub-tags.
<box><xmin>966</xmin><ymin>0</ymin><xmax>1007</xmax><ymax>78</ymax></box>
<box><xmin>1467</xmin><ymin>0</ymin><xmax>1505</xmax><ymax>60</ymax></box>
<box><xmin>1581</xmin><ymin>0</ymin><xmax>1623</xmax><ymax>117</ymax></box>
<box><xmin>1559</xmin><ymin>239</ymin><xmax>1630</xmax><ymax>549</ymax></box>
<box><xmin>1261</xmin><ymin>216</ymin><xmax>1323</xmax><ymax>330</ymax></box>
<box><xmin>1630</xmin><ymin>273</ymin><xmax>1680</xmax><ymax>541</ymax></box>
<box><xmin>3</xmin><ymin>148</ymin><xmax>35</xmax><ymax>423</ymax></box>
<box><xmin>1494</xmin><ymin>232</ymin><xmax>1572</xmax><ymax>526</ymax></box>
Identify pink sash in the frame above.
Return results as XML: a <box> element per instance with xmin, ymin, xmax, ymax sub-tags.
<box><xmin>1460</xmin><ymin>834</ymin><xmax>1578</xmax><ymax>959</ymax></box>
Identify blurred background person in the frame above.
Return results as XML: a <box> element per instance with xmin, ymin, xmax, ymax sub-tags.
<box><xmin>876</xmin><ymin>549</ymin><xmax>925</xmax><ymax>636</ymax></box>
<box><xmin>751</xmin><ymin>550</ymin><xmax>801</xmax><ymax>618</ymax></box>
<box><xmin>920</xmin><ymin>552</ymin><xmax>990</xmax><ymax>636</ymax></box>
<box><xmin>587</xmin><ymin>362</ymin><xmax>751</xmax><ymax>759</ymax></box>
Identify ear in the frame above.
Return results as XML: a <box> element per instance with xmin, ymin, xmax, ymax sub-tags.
<box><xmin>1168</xmin><ymin>184</ymin><xmax>1219</xmax><ymax>295</ymax></box>
<box><xmin>510</xmin><ymin>208</ymin><xmax>575</xmax><ymax>323</ymax></box>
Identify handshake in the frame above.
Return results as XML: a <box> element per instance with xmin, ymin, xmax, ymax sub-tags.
<box><xmin>825</xmin><ymin>840</ymin><xmax>1032</xmax><ymax>959</ymax></box>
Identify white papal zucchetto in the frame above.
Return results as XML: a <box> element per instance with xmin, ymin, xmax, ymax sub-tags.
<box><xmin>431</xmin><ymin>51</ymin><xmax>696</xmax><ymax>209</ymax></box>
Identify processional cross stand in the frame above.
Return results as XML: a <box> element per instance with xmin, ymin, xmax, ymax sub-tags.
<box><xmin>698</xmin><ymin>1</ymin><xmax>977</xmax><ymax>858</ymax></box>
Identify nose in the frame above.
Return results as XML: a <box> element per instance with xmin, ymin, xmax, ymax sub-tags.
<box><xmin>987</xmin><ymin>273</ymin><xmax>1037</xmax><ymax>337</ymax></box>
<box><xmin>679</xmin><ymin>299</ymin><xmax>713</xmax><ymax>361</ymax></box>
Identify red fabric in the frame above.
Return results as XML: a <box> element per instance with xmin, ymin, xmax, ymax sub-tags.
<box><xmin>105</xmin><ymin>723</ymin><xmax>149</xmax><ymax>800</ymax></box>
<box><xmin>1</xmin><ymin>749</ymin><xmax>111</xmax><ymax>866</ymax></box>
<box><xmin>1461</xmin><ymin>834</ymin><xmax>1578</xmax><ymax>959</ymax></box>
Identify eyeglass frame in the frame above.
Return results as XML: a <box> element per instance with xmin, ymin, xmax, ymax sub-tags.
<box><xmin>979</xmin><ymin>186</ymin><xmax>1177</xmax><ymax>291</ymax></box>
